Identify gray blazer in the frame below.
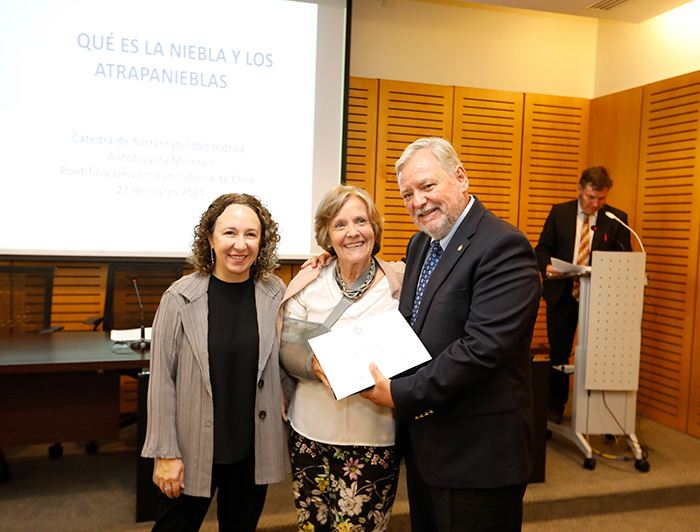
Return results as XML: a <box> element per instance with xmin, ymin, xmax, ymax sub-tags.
<box><xmin>141</xmin><ymin>272</ymin><xmax>291</xmax><ymax>497</ymax></box>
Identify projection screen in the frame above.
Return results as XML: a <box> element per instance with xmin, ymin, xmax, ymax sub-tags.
<box><xmin>0</xmin><ymin>0</ymin><xmax>351</xmax><ymax>259</ymax></box>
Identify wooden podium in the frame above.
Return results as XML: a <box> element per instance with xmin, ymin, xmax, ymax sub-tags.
<box><xmin>547</xmin><ymin>251</ymin><xmax>650</xmax><ymax>472</ymax></box>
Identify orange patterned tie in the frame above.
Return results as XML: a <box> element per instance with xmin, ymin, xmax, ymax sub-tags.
<box><xmin>572</xmin><ymin>214</ymin><xmax>590</xmax><ymax>302</ymax></box>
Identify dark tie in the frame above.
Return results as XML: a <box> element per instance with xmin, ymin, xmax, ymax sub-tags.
<box><xmin>411</xmin><ymin>240</ymin><xmax>442</xmax><ymax>327</ymax></box>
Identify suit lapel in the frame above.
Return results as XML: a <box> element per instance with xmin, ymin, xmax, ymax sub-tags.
<box><xmin>399</xmin><ymin>234</ymin><xmax>431</xmax><ymax>319</ymax></box>
<box><xmin>411</xmin><ymin>198</ymin><xmax>484</xmax><ymax>333</ymax></box>
<box><xmin>180</xmin><ymin>295</ymin><xmax>213</xmax><ymax>397</ymax></box>
<box><xmin>254</xmin><ymin>279</ymin><xmax>274</xmax><ymax>380</ymax></box>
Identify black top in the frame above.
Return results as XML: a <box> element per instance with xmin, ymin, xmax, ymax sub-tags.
<box><xmin>208</xmin><ymin>275</ymin><xmax>259</xmax><ymax>464</ymax></box>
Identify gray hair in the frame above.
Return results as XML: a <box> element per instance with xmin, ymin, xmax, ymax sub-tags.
<box><xmin>314</xmin><ymin>185</ymin><xmax>383</xmax><ymax>256</ymax></box>
<box><xmin>395</xmin><ymin>137</ymin><xmax>462</xmax><ymax>179</ymax></box>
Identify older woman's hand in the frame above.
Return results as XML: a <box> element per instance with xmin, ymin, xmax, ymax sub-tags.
<box><xmin>155</xmin><ymin>457</ymin><xmax>185</xmax><ymax>498</ymax></box>
<box><xmin>301</xmin><ymin>252</ymin><xmax>333</xmax><ymax>269</ymax></box>
<box><xmin>281</xmin><ymin>388</ymin><xmax>288</xmax><ymax>422</ymax></box>
<box><xmin>312</xmin><ymin>354</ymin><xmax>332</xmax><ymax>389</ymax></box>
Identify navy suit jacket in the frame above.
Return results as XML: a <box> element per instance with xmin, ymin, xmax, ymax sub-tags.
<box><xmin>391</xmin><ymin>196</ymin><xmax>542</xmax><ymax>489</ymax></box>
<box><xmin>535</xmin><ymin>200</ymin><xmax>631</xmax><ymax>308</ymax></box>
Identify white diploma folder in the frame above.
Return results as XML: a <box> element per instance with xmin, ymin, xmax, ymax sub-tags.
<box><xmin>307</xmin><ymin>309</ymin><xmax>431</xmax><ymax>400</ymax></box>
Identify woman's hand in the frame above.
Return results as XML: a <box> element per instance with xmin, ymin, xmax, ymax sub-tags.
<box><xmin>301</xmin><ymin>252</ymin><xmax>333</xmax><ymax>269</ymax></box>
<box><xmin>280</xmin><ymin>388</ymin><xmax>288</xmax><ymax>422</ymax></box>
<box><xmin>155</xmin><ymin>457</ymin><xmax>185</xmax><ymax>498</ymax></box>
<box><xmin>312</xmin><ymin>354</ymin><xmax>332</xmax><ymax>389</ymax></box>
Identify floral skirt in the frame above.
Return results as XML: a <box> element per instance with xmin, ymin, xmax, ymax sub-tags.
<box><xmin>289</xmin><ymin>429</ymin><xmax>399</xmax><ymax>532</ymax></box>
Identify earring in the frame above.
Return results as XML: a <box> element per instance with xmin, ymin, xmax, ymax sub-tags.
<box><xmin>210</xmin><ymin>248</ymin><xmax>215</xmax><ymax>265</ymax></box>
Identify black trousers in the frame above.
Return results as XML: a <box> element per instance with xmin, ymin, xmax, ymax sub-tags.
<box><xmin>546</xmin><ymin>291</ymin><xmax>579</xmax><ymax>414</ymax></box>
<box><xmin>151</xmin><ymin>455</ymin><xmax>267</xmax><ymax>532</ymax></box>
<box><xmin>404</xmin><ymin>437</ymin><xmax>526</xmax><ymax>532</ymax></box>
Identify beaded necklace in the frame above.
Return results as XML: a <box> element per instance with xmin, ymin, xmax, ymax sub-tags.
<box><xmin>334</xmin><ymin>257</ymin><xmax>377</xmax><ymax>300</ymax></box>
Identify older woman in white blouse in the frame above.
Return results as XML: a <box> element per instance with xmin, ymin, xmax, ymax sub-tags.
<box><xmin>277</xmin><ymin>185</ymin><xmax>404</xmax><ymax>532</ymax></box>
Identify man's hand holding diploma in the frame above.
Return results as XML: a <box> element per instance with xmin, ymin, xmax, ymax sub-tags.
<box><xmin>360</xmin><ymin>362</ymin><xmax>394</xmax><ymax>408</ymax></box>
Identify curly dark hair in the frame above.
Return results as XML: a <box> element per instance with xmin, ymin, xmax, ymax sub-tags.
<box><xmin>191</xmin><ymin>193</ymin><xmax>280</xmax><ymax>280</ymax></box>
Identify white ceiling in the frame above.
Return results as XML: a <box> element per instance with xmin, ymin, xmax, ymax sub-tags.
<box><xmin>462</xmin><ymin>0</ymin><xmax>694</xmax><ymax>23</ymax></box>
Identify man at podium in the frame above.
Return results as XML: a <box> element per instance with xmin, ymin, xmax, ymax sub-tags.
<box><xmin>535</xmin><ymin>166</ymin><xmax>631</xmax><ymax>424</ymax></box>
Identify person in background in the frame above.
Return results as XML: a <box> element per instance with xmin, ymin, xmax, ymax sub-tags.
<box><xmin>535</xmin><ymin>167</ymin><xmax>631</xmax><ymax>424</ymax></box>
<box><xmin>142</xmin><ymin>193</ymin><xmax>290</xmax><ymax>532</ymax></box>
<box><xmin>361</xmin><ymin>137</ymin><xmax>542</xmax><ymax>532</ymax></box>
<box><xmin>277</xmin><ymin>185</ymin><xmax>405</xmax><ymax>532</ymax></box>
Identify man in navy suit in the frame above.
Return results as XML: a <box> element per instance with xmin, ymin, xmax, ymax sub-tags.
<box><xmin>534</xmin><ymin>166</ymin><xmax>631</xmax><ymax>423</ymax></box>
<box><xmin>361</xmin><ymin>137</ymin><xmax>542</xmax><ymax>532</ymax></box>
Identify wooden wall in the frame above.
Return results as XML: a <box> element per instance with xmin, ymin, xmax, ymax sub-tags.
<box><xmin>350</xmin><ymin>74</ymin><xmax>699</xmax><ymax>438</ymax></box>
<box><xmin>364</xmin><ymin>78</ymin><xmax>590</xmax><ymax>354</ymax></box>
<box><xmin>4</xmin><ymin>71</ymin><xmax>700</xmax><ymax>438</ymax></box>
<box><xmin>519</xmin><ymin>94</ymin><xmax>590</xmax><ymax>349</ymax></box>
<box><xmin>635</xmin><ymin>71</ymin><xmax>700</xmax><ymax>437</ymax></box>
<box><xmin>0</xmin><ymin>261</ymin><xmax>108</xmax><ymax>332</ymax></box>
<box><xmin>586</xmin><ymin>87</ymin><xmax>643</xmax><ymax>229</ymax></box>
<box><xmin>374</xmin><ymin>80</ymin><xmax>454</xmax><ymax>261</ymax></box>
<box><xmin>0</xmin><ymin>260</ymin><xmax>300</xmax><ymax>335</ymax></box>
<box><xmin>583</xmin><ymin>70</ymin><xmax>700</xmax><ymax>438</ymax></box>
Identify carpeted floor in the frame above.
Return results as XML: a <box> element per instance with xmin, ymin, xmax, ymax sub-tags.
<box><xmin>1</xmin><ymin>415</ymin><xmax>700</xmax><ymax>531</ymax></box>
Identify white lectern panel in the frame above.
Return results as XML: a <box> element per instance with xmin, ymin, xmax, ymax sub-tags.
<box><xmin>585</xmin><ymin>251</ymin><xmax>646</xmax><ymax>391</ymax></box>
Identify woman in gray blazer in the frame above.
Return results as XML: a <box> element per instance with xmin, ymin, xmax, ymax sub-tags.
<box><xmin>141</xmin><ymin>193</ymin><xmax>290</xmax><ymax>532</ymax></box>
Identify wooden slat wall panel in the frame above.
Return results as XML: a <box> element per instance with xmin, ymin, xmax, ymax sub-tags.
<box><xmin>375</xmin><ymin>80</ymin><xmax>454</xmax><ymax>261</ymax></box>
<box><xmin>9</xmin><ymin>261</ymin><xmax>108</xmax><ymax>332</ymax></box>
<box><xmin>519</xmin><ymin>94</ymin><xmax>590</xmax><ymax>351</ymax></box>
<box><xmin>276</xmin><ymin>263</ymin><xmax>301</xmax><ymax>286</ymax></box>
<box><xmin>0</xmin><ymin>268</ymin><xmax>53</xmax><ymax>333</ymax></box>
<box><xmin>453</xmin><ymin>87</ymin><xmax>524</xmax><ymax>226</ymax></box>
<box><xmin>0</xmin><ymin>263</ymin><xmax>9</xmax><ymax>331</ymax></box>
<box><xmin>519</xmin><ymin>94</ymin><xmax>590</xmax><ymax>243</ymax></box>
<box><xmin>110</xmin><ymin>266</ymin><xmax>183</xmax><ymax>330</ymax></box>
<box><xmin>636</xmin><ymin>71</ymin><xmax>700</xmax><ymax>433</ymax></box>
<box><xmin>586</xmin><ymin>88</ymin><xmax>643</xmax><ymax>229</ymax></box>
<box><xmin>346</xmin><ymin>78</ymin><xmax>379</xmax><ymax>193</ymax></box>
<box><xmin>691</xmin><ymin>270</ymin><xmax>700</xmax><ymax>438</ymax></box>
<box><xmin>50</xmin><ymin>263</ymin><xmax>108</xmax><ymax>331</ymax></box>
<box><xmin>3</xmin><ymin>261</ymin><xmax>295</xmax><ymax>332</ymax></box>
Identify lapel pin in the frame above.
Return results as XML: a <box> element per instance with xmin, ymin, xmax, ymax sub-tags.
<box><xmin>457</xmin><ymin>244</ymin><xmax>463</xmax><ymax>252</ymax></box>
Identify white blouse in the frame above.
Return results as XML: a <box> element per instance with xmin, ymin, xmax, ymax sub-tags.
<box><xmin>285</xmin><ymin>265</ymin><xmax>399</xmax><ymax>447</ymax></box>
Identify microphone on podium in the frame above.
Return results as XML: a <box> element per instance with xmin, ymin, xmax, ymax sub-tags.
<box><xmin>130</xmin><ymin>277</ymin><xmax>151</xmax><ymax>352</ymax></box>
<box><xmin>605</xmin><ymin>211</ymin><xmax>645</xmax><ymax>253</ymax></box>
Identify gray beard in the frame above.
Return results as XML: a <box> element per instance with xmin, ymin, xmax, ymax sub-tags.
<box><xmin>416</xmin><ymin>205</ymin><xmax>463</xmax><ymax>240</ymax></box>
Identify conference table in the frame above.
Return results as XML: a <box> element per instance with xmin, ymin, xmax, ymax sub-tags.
<box><xmin>0</xmin><ymin>331</ymin><xmax>160</xmax><ymax>520</ymax></box>
<box><xmin>0</xmin><ymin>331</ymin><xmax>149</xmax><ymax>449</ymax></box>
